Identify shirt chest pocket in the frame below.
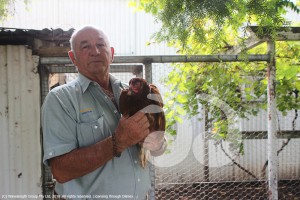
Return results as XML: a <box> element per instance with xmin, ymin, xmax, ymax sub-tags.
<box><xmin>77</xmin><ymin>115</ymin><xmax>106</xmax><ymax>147</ymax></box>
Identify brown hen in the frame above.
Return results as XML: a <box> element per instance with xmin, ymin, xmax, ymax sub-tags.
<box><xmin>119</xmin><ymin>77</ymin><xmax>166</xmax><ymax>167</ymax></box>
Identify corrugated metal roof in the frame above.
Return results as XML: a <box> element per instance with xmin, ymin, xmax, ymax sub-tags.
<box><xmin>0</xmin><ymin>27</ymin><xmax>74</xmax><ymax>46</ymax></box>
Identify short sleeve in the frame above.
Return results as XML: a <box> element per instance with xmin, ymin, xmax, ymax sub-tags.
<box><xmin>42</xmin><ymin>90</ymin><xmax>78</xmax><ymax>166</ymax></box>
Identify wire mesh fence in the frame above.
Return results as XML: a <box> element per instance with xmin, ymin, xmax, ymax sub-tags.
<box><xmin>152</xmin><ymin>62</ymin><xmax>300</xmax><ymax>200</ymax></box>
<box><xmin>153</xmin><ymin>125</ymin><xmax>300</xmax><ymax>199</ymax></box>
<box><xmin>40</xmin><ymin>60</ymin><xmax>300</xmax><ymax>199</ymax></box>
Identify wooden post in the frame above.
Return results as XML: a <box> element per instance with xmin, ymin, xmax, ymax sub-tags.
<box><xmin>267</xmin><ymin>40</ymin><xmax>278</xmax><ymax>200</ymax></box>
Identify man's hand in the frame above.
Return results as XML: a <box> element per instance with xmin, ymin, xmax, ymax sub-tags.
<box><xmin>141</xmin><ymin>131</ymin><xmax>166</xmax><ymax>156</ymax></box>
<box><xmin>115</xmin><ymin>112</ymin><xmax>150</xmax><ymax>153</ymax></box>
<box><xmin>141</xmin><ymin>131</ymin><xmax>164</xmax><ymax>151</ymax></box>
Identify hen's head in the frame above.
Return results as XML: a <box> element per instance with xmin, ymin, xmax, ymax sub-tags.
<box><xmin>127</xmin><ymin>77</ymin><xmax>150</xmax><ymax>97</ymax></box>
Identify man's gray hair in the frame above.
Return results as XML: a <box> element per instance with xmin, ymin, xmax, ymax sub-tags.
<box><xmin>69</xmin><ymin>25</ymin><xmax>109</xmax><ymax>52</ymax></box>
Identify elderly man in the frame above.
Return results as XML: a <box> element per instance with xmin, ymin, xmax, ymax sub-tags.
<box><xmin>42</xmin><ymin>25</ymin><xmax>166</xmax><ymax>199</ymax></box>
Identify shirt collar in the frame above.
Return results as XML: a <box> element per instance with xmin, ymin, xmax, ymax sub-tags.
<box><xmin>109</xmin><ymin>73</ymin><xmax>121</xmax><ymax>88</ymax></box>
<box><xmin>78</xmin><ymin>73</ymin><xmax>92</xmax><ymax>93</ymax></box>
<box><xmin>77</xmin><ymin>73</ymin><xmax>121</xmax><ymax>93</ymax></box>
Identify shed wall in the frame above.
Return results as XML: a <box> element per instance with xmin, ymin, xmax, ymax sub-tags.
<box><xmin>0</xmin><ymin>45</ymin><xmax>41</xmax><ymax>195</ymax></box>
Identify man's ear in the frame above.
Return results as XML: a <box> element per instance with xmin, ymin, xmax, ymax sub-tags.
<box><xmin>110</xmin><ymin>47</ymin><xmax>115</xmax><ymax>62</ymax></box>
<box><xmin>68</xmin><ymin>50</ymin><xmax>77</xmax><ymax>65</ymax></box>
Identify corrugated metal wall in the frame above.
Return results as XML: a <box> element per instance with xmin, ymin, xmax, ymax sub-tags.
<box><xmin>241</xmin><ymin>110</ymin><xmax>300</xmax><ymax>132</ymax></box>
<box><xmin>0</xmin><ymin>45</ymin><xmax>41</xmax><ymax>195</ymax></box>
<box><xmin>0</xmin><ymin>0</ymin><xmax>176</xmax><ymax>56</ymax></box>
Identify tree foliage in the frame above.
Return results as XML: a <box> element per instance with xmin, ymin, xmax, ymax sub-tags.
<box><xmin>164</xmin><ymin>42</ymin><xmax>300</xmax><ymax>134</ymax></box>
<box><xmin>132</xmin><ymin>0</ymin><xmax>300</xmax><ymax>52</ymax></box>
<box><xmin>131</xmin><ymin>0</ymin><xmax>300</xmax><ymax>153</ymax></box>
<box><xmin>0</xmin><ymin>0</ymin><xmax>29</xmax><ymax>22</ymax></box>
<box><xmin>0</xmin><ymin>0</ymin><xmax>15</xmax><ymax>21</ymax></box>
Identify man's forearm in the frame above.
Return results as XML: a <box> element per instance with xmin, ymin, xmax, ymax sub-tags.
<box><xmin>49</xmin><ymin>136</ymin><xmax>114</xmax><ymax>183</ymax></box>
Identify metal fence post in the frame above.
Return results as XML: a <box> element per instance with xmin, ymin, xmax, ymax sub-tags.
<box><xmin>149</xmin><ymin>161</ymin><xmax>156</xmax><ymax>200</ymax></box>
<box><xmin>144</xmin><ymin>62</ymin><xmax>155</xmax><ymax>200</ymax></box>
<box><xmin>267</xmin><ymin>40</ymin><xmax>278</xmax><ymax>200</ymax></box>
<box><xmin>144</xmin><ymin>62</ymin><xmax>153</xmax><ymax>84</ymax></box>
<box><xmin>39</xmin><ymin>65</ymin><xmax>56</xmax><ymax>199</ymax></box>
<box><xmin>204</xmin><ymin>106</ymin><xmax>209</xmax><ymax>182</ymax></box>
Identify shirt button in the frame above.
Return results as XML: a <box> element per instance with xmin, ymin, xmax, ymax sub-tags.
<box><xmin>114</xmin><ymin>110</ymin><xmax>118</xmax><ymax>114</ymax></box>
<box><xmin>134</xmin><ymin>160</ymin><xmax>138</xmax><ymax>164</ymax></box>
<box><xmin>49</xmin><ymin>152</ymin><xmax>53</xmax><ymax>156</ymax></box>
<box><xmin>137</xmin><ymin>178</ymin><xmax>140</xmax><ymax>182</ymax></box>
<box><xmin>94</xmin><ymin>125</ymin><xmax>98</xmax><ymax>129</ymax></box>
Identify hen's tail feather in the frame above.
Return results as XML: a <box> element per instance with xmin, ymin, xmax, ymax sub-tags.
<box><xmin>140</xmin><ymin>147</ymin><xmax>147</xmax><ymax>168</ymax></box>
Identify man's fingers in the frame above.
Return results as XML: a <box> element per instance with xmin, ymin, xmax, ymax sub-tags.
<box><xmin>141</xmin><ymin>123</ymin><xmax>150</xmax><ymax>134</ymax></box>
<box><xmin>129</xmin><ymin>112</ymin><xmax>150</xmax><ymax>131</ymax></box>
<box><xmin>130</xmin><ymin>111</ymin><xmax>145</xmax><ymax>122</ymax></box>
<box><xmin>141</xmin><ymin>115</ymin><xmax>150</xmax><ymax>125</ymax></box>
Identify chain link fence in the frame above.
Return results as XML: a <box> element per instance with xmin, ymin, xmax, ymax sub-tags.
<box><xmin>40</xmin><ymin>60</ymin><xmax>300</xmax><ymax>199</ymax></box>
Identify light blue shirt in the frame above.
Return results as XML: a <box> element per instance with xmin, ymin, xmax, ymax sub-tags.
<box><xmin>42</xmin><ymin>73</ymin><xmax>151</xmax><ymax>199</ymax></box>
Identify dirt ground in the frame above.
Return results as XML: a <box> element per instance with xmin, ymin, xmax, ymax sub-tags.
<box><xmin>155</xmin><ymin>180</ymin><xmax>300</xmax><ymax>200</ymax></box>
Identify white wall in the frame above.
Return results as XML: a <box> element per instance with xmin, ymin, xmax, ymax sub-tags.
<box><xmin>1</xmin><ymin>0</ymin><xmax>177</xmax><ymax>56</ymax></box>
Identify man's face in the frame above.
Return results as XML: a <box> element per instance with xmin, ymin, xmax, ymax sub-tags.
<box><xmin>69</xmin><ymin>28</ymin><xmax>114</xmax><ymax>79</ymax></box>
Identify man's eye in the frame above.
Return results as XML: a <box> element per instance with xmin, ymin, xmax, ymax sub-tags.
<box><xmin>81</xmin><ymin>45</ymin><xmax>89</xmax><ymax>49</ymax></box>
<box><xmin>97</xmin><ymin>44</ymin><xmax>105</xmax><ymax>48</ymax></box>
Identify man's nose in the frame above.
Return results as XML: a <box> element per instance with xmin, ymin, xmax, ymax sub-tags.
<box><xmin>91</xmin><ymin>46</ymin><xmax>100</xmax><ymax>55</ymax></box>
